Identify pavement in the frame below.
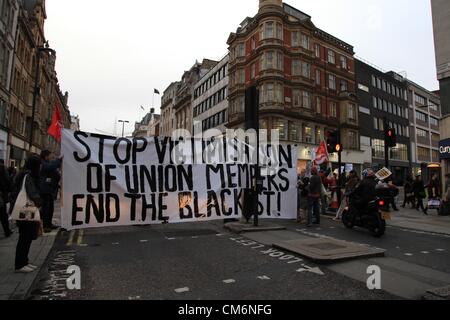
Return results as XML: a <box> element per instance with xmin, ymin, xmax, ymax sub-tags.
<box><xmin>0</xmin><ymin>203</ymin><xmax>60</xmax><ymax>300</ymax></box>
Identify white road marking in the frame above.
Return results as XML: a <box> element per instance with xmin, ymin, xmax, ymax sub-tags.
<box><xmin>175</xmin><ymin>287</ymin><xmax>190</xmax><ymax>293</ymax></box>
<box><xmin>223</xmin><ymin>279</ymin><xmax>236</xmax><ymax>284</ymax></box>
<box><xmin>421</xmin><ymin>251</ymin><xmax>430</xmax><ymax>254</ymax></box>
<box><xmin>191</xmin><ymin>236</ymin><xmax>199</xmax><ymax>239</ymax></box>
<box><xmin>167</xmin><ymin>238</ymin><xmax>176</xmax><ymax>240</ymax></box>
<box><xmin>216</xmin><ymin>234</ymin><xmax>224</xmax><ymax>237</ymax></box>
<box><xmin>436</xmin><ymin>249</ymin><xmax>446</xmax><ymax>252</ymax></box>
<box><xmin>405</xmin><ymin>253</ymin><xmax>414</xmax><ymax>256</ymax></box>
<box><xmin>297</xmin><ymin>266</ymin><xmax>325</xmax><ymax>276</ymax></box>
<box><xmin>128</xmin><ymin>296</ymin><xmax>141</xmax><ymax>300</ymax></box>
<box><xmin>112</xmin><ymin>243</ymin><xmax>120</xmax><ymax>245</ymax></box>
<box><xmin>66</xmin><ymin>231</ymin><xmax>76</xmax><ymax>246</ymax></box>
<box><xmin>140</xmin><ymin>240</ymin><xmax>148</xmax><ymax>243</ymax></box>
<box><xmin>257</xmin><ymin>276</ymin><xmax>271</xmax><ymax>280</ymax></box>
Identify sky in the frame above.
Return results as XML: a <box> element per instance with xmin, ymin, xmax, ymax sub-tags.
<box><xmin>44</xmin><ymin>0</ymin><xmax>438</xmax><ymax>135</ymax></box>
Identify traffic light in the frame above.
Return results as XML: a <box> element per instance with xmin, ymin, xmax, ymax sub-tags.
<box><xmin>385</xmin><ymin>128</ymin><xmax>397</xmax><ymax>148</ymax></box>
<box><xmin>326</xmin><ymin>130</ymin><xmax>342</xmax><ymax>154</ymax></box>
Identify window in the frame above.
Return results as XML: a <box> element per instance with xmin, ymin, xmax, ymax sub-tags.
<box><xmin>348</xmin><ymin>104</ymin><xmax>356</xmax><ymax>120</ymax></box>
<box><xmin>327</xmin><ymin>50</ymin><xmax>335</xmax><ymax>64</ymax></box>
<box><xmin>292</xmin><ymin>60</ymin><xmax>301</xmax><ymax>76</ymax></box>
<box><xmin>301</xmin><ymin>91</ymin><xmax>311</xmax><ymax>109</ymax></box>
<box><xmin>340</xmin><ymin>80</ymin><xmax>348</xmax><ymax>92</ymax></box>
<box><xmin>416</xmin><ymin>111</ymin><xmax>427</xmax><ymax>122</ymax></box>
<box><xmin>372</xmin><ymin>139</ymin><xmax>385</xmax><ymax>159</ymax></box>
<box><xmin>429</xmin><ymin>101</ymin><xmax>439</xmax><ymax>112</ymax></box>
<box><xmin>330</xmin><ymin>102</ymin><xmax>337</xmax><ymax>118</ymax></box>
<box><xmin>430</xmin><ymin>117</ymin><xmax>439</xmax><ymax>126</ymax></box>
<box><xmin>292</xmin><ymin>31</ymin><xmax>300</xmax><ymax>47</ymax></box>
<box><xmin>250</xmin><ymin>63</ymin><xmax>256</xmax><ymax>79</ymax></box>
<box><xmin>348</xmin><ymin>131</ymin><xmax>357</xmax><ymax>149</ymax></box>
<box><xmin>273</xmin><ymin>119</ymin><xmax>287</xmax><ymax>140</ymax></box>
<box><xmin>418</xmin><ymin>147</ymin><xmax>430</xmax><ymax>159</ymax></box>
<box><xmin>372</xmin><ymin>75</ymin><xmax>377</xmax><ymax>87</ymax></box>
<box><xmin>315</xmin><ymin>127</ymin><xmax>322</xmax><ymax>144</ymax></box>
<box><xmin>373</xmin><ymin>96</ymin><xmax>378</xmax><ymax>109</ymax></box>
<box><xmin>266</xmin><ymin>83</ymin><xmax>274</xmax><ymax>102</ymax></box>
<box><xmin>301</xmin><ymin>34</ymin><xmax>310</xmax><ymax>50</ymax></box>
<box><xmin>265</xmin><ymin>22</ymin><xmax>274</xmax><ymax>38</ymax></box>
<box><xmin>328</xmin><ymin>74</ymin><xmax>336</xmax><ymax>90</ymax></box>
<box><xmin>417</xmin><ymin>128</ymin><xmax>428</xmax><ymax>138</ymax></box>
<box><xmin>340</xmin><ymin>56</ymin><xmax>347</xmax><ymax>69</ymax></box>
<box><xmin>303</xmin><ymin>125</ymin><xmax>313</xmax><ymax>144</ymax></box>
<box><xmin>289</xmin><ymin>122</ymin><xmax>301</xmax><ymax>142</ymax></box>
<box><xmin>316</xmin><ymin>97</ymin><xmax>322</xmax><ymax>114</ymax></box>
<box><xmin>390</xmin><ymin>144</ymin><xmax>408</xmax><ymax>161</ymax></box>
<box><xmin>359</xmin><ymin>106</ymin><xmax>370</xmax><ymax>115</ymax></box>
<box><xmin>414</xmin><ymin>93</ymin><xmax>426</xmax><ymax>107</ymax></box>
<box><xmin>251</xmin><ymin>36</ymin><xmax>256</xmax><ymax>50</ymax></box>
<box><xmin>314</xmin><ymin>44</ymin><xmax>320</xmax><ymax>58</ymax></box>
<box><xmin>237</xmin><ymin>43</ymin><xmax>245</xmax><ymax>57</ymax></box>
<box><xmin>266</xmin><ymin>51</ymin><xmax>274</xmax><ymax>69</ymax></box>
<box><xmin>315</xmin><ymin>69</ymin><xmax>321</xmax><ymax>86</ymax></box>
<box><xmin>276</xmin><ymin>23</ymin><xmax>283</xmax><ymax>40</ymax></box>
<box><xmin>293</xmin><ymin>89</ymin><xmax>301</xmax><ymax>107</ymax></box>
<box><xmin>301</xmin><ymin>62</ymin><xmax>310</xmax><ymax>78</ymax></box>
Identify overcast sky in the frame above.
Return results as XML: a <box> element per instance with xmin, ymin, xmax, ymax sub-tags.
<box><xmin>45</xmin><ymin>0</ymin><xmax>438</xmax><ymax>134</ymax></box>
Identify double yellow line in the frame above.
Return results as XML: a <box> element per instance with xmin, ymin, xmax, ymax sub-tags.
<box><xmin>66</xmin><ymin>230</ymin><xmax>86</xmax><ymax>247</ymax></box>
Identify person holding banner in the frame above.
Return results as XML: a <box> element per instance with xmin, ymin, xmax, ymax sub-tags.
<box><xmin>297</xmin><ymin>170</ymin><xmax>310</xmax><ymax>224</ymax></box>
<box><xmin>39</xmin><ymin>150</ymin><xmax>62</xmax><ymax>233</ymax></box>
<box><xmin>10</xmin><ymin>155</ymin><xmax>43</xmax><ymax>273</ymax></box>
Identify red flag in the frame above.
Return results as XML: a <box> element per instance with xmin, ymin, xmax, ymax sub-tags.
<box><xmin>48</xmin><ymin>104</ymin><xmax>62</xmax><ymax>143</ymax></box>
<box><xmin>313</xmin><ymin>141</ymin><xmax>329</xmax><ymax>166</ymax></box>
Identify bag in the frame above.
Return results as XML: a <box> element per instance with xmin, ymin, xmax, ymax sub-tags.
<box><xmin>428</xmin><ymin>198</ymin><xmax>441</xmax><ymax>209</ymax></box>
<box><xmin>10</xmin><ymin>175</ymin><xmax>41</xmax><ymax>222</ymax></box>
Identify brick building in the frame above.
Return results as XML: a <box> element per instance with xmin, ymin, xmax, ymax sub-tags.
<box><xmin>226</xmin><ymin>0</ymin><xmax>363</xmax><ymax>173</ymax></box>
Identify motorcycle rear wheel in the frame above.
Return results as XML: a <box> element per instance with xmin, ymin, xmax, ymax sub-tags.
<box><xmin>342</xmin><ymin>211</ymin><xmax>354</xmax><ymax>229</ymax></box>
<box><xmin>370</xmin><ymin>213</ymin><xmax>386</xmax><ymax>238</ymax></box>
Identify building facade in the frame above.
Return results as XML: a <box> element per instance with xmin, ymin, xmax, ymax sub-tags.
<box><xmin>133</xmin><ymin>112</ymin><xmax>161</xmax><ymax>138</ymax></box>
<box><xmin>160</xmin><ymin>82</ymin><xmax>179</xmax><ymax>138</ymax></box>
<box><xmin>193</xmin><ymin>55</ymin><xmax>229</xmax><ymax>134</ymax></box>
<box><xmin>227</xmin><ymin>0</ymin><xmax>362</xmax><ymax>173</ymax></box>
<box><xmin>355</xmin><ymin>59</ymin><xmax>411</xmax><ymax>184</ymax></box>
<box><xmin>431</xmin><ymin>0</ymin><xmax>450</xmax><ymax>179</ymax></box>
<box><xmin>70</xmin><ymin>114</ymin><xmax>80</xmax><ymax>131</ymax></box>
<box><xmin>407</xmin><ymin>80</ymin><xmax>441</xmax><ymax>181</ymax></box>
<box><xmin>0</xmin><ymin>0</ymin><xmax>20</xmax><ymax>161</ymax></box>
<box><xmin>173</xmin><ymin>59</ymin><xmax>216</xmax><ymax>134</ymax></box>
<box><xmin>8</xmin><ymin>0</ymin><xmax>70</xmax><ymax>167</ymax></box>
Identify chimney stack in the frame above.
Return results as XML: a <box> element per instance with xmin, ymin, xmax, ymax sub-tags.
<box><xmin>259</xmin><ymin>0</ymin><xmax>283</xmax><ymax>11</ymax></box>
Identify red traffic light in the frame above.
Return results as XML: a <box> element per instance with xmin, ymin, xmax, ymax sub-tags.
<box><xmin>378</xmin><ymin>200</ymin><xmax>385</xmax><ymax>207</ymax></box>
<box><xmin>387</xmin><ymin>130</ymin><xmax>393</xmax><ymax>137</ymax></box>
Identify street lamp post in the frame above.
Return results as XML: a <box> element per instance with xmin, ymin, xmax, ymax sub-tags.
<box><xmin>29</xmin><ymin>46</ymin><xmax>56</xmax><ymax>152</ymax></box>
<box><xmin>118</xmin><ymin>120</ymin><xmax>130</xmax><ymax>138</ymax></box>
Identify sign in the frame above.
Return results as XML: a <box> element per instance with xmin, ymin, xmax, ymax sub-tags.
<box><xmin>439</xmin><ymin>138</ymin><xmax>450</xmax><ymax>160</ymax></box>
<box><xmin>375</xmin><ymin>167</ymin><xmax>392</xmax><ymax>181</ymax></box>
<box><xmin>61</xmin><ymin>130</ymin><xmax>299</xmax><ymax>230</ymax></box>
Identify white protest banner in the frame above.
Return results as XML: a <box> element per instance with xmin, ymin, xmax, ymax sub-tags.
<box><xmin>375</xmin><ymin>167</ymin><xmax>392</xmax><ymax>181</ymax></box>
<box><xmin>61</xmin><ymin>129</ymin><xmax>298</xmax><ymax>230</ymax></box>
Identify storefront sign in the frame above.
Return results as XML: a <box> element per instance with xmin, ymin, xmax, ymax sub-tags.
<box><xmin>439</xmin><ymin>139</ymin><xmax>450</xmax><ymax>159</ymax></box>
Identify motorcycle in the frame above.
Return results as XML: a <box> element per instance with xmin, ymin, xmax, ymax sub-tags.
<box><xmin>342</xmin><ymin>192</ymin><xmax>389</xmax><ymax>238</ymax></box>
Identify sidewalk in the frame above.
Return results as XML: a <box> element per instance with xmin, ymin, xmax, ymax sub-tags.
<box><xmin>388</xmin><ymin>207</ymin><xmax>450</xmax><ymax>236</ymax></box>
<box><xmin>0</xmin><ymin>202</ymin><xmax>60</xmax><ymax>300</ymax></box>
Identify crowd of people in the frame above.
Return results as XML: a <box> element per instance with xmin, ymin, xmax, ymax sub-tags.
<box><xmin>0</xmin><ymin>151</ymin><xmax>62</xmax><ymax>273</ymax></box>
<box><xmin>297</xmin><ymin>167</ymin><xmax>450</xmax><ymax>226</ymax></box>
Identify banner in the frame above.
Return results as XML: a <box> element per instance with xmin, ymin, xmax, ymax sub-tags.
<box><xmin>61</xmin><ymin>129</ymin><xmax>298</xmax><ymax>230</ymax></box>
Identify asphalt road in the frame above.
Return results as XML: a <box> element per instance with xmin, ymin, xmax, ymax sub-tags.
<box><xmin>27</xmin><ymin>221</ymin><xmax>399</xmax><ymax>300</ymax></box>
<box><xmin>279</xmin><ymin>217</ymin><xmax>450</xmax><ymax>274</ymax></box>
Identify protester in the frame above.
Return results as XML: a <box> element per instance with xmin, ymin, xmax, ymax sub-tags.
<box><xmin>413</xmin><ymin>175</ymin><xmax>428</xmax><ymax>215</ymax></box>
<box><xmin>427</xmin><ymin>174</ymin><xmax>441</xmax><ymax>199</ymax></box>
<box><xmin>39</xmin><ymin>150</ymin><xmax>63</xmax><ymax>233</ymax></box>
<box><xmin>297</xmin><ymin>169</ymin><xmax>309</xmax><ymax>224</ymax></box>
<box><xmin>11</xmin><ymin>155</ymin><xmax>42</xmax><ymax>273</ymax></box>
<box><xmin>7</xmin><ymin>165</ymin><xmax>17</xmax><ymax>182</ymax></box>
<box><xmin>386</xmin><ymin>179</ymin><xmax>400</xmax><ymax>212</ymax></box>
<box><xmin>0</xmin><ymin>159</ymin><xmax>13</xmax><ymax>238</ymax></box>
<box><xmin>402</xmin><ymin>175</ymin><xmax>415</xmax><ymax>209</ymax></box>
<box><xmin>307</xmin><ymin>167</ymin><xmax>322</xmax><ymax>227</ymax></box>
<box><xmin>334</xmin><ymin>170</ymin><xmax>359</xmax><ymax>221</ymax></box>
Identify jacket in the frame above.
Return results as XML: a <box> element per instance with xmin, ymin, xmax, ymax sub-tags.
<box><xmin>40</xmin><ymin>159</ymin><xmax>62</xmax><ymax>195</ymax></box>
<box><xmin>413</xmin><ymin>180</ymin><xmax>426</xmax><ymax>198</ymax></box>
<box><xmin>353</xmin><ymin>176</ymin><xmax>377</xmax><ymax>205</ymax></box>
<box><xmin>0</xmin><ymin>165</ymin><xmax>11</xmax><ymax>200</ymax></box>
<box><xmin>308</xmin><ymin>175</ymin><xmax>323</xmax><ymax>198</ymax></box>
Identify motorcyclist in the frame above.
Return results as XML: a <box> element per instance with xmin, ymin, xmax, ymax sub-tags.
<box><xmin>351</xmin><ymin>169</ymin><xmax>377</xmax><ymax>211</ymax></box>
